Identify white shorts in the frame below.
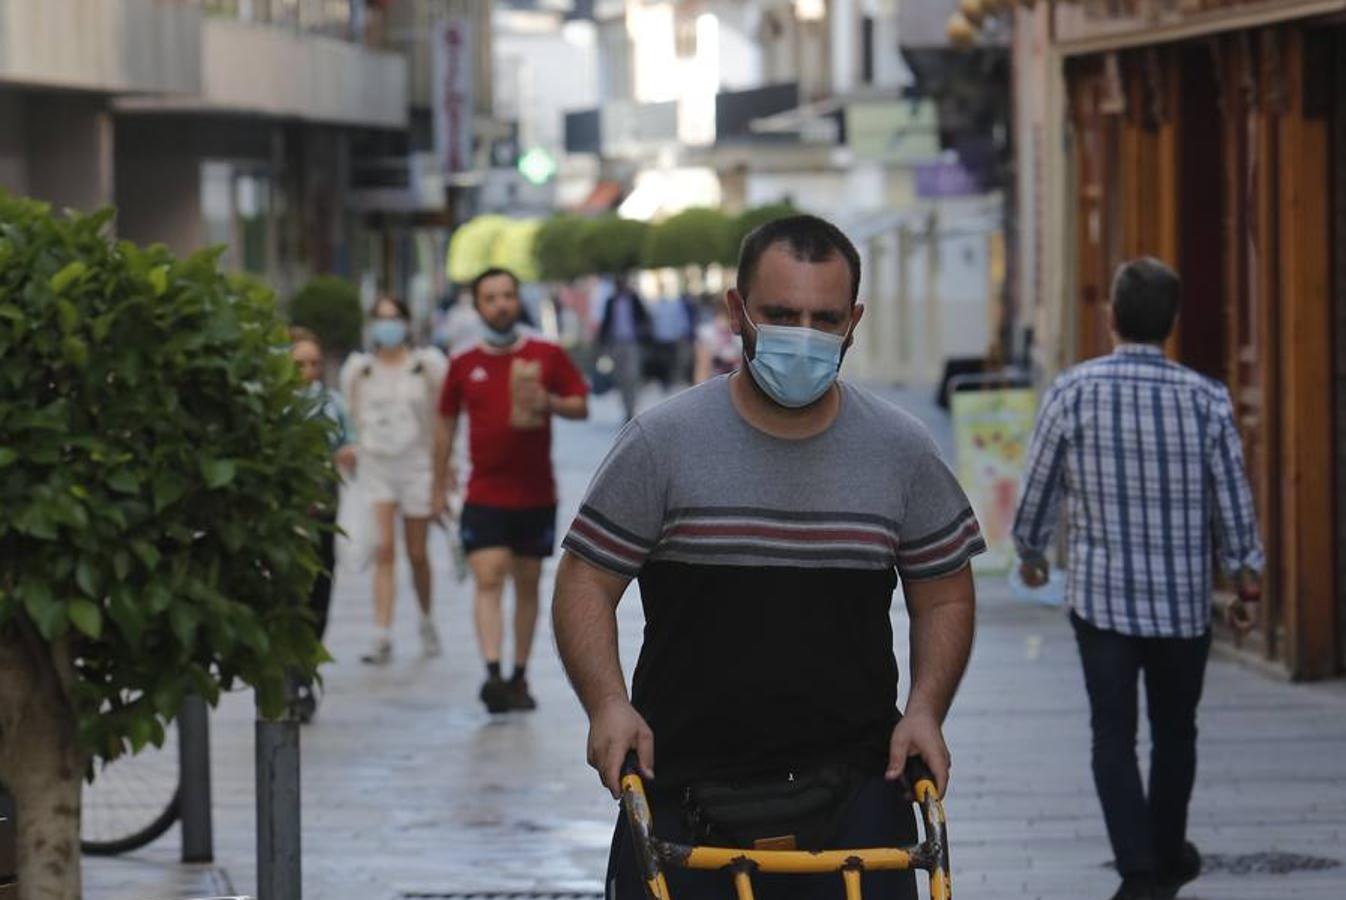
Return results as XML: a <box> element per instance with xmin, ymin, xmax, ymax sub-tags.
<box><xmin>361</xmin><ymin>455</ymin><xmax>434</xmax><ymax>519</ymax></box>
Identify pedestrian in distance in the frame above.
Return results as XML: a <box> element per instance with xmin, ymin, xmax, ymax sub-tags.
<box><xmin>553</xmin><ymin>214</ymin><xmax>985</xmax><ymax>900</ymax></box>
<box><xmin>433</xmin><ymin>267</ymin><xmax>589</xmax><ymax>714</ymax></box>
<box><xmin>289</xmin><ymin>327</ymin><xmax>357</xmax><ymax>721</ymax></box>
<box><xmin>340</xmin><ymin>296</ymin><xmax>448</xmax><ymax>666</ymax></box>
<box><xmin>598</xmin><ymin>274</ymin><xmax>650</xmax><ymax>423</ymax></box>
<box><xmin>650</xmin><ymin>291</ymin><xmax>697</xmax><ymax>392</ymax></box>
<box><xmin>1012</xmin><ymin>258</ymin><xmax>1265</xmax><ymax>900</ymax></box>
<box><xmin>693</xmin><ymin>303</ymin><xmax>742</xmax><ymax>384</ymax></box>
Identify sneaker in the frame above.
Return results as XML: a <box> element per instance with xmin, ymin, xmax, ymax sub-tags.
<box><xmin>419</xmin><ymin>618</ymin><xmax>443</xmax><ymax>658</ymax></box>
<box><xmin>508</xmin><ymin>676</ymin><xmax>538</xmax><ymax>712</ymax></box>
<box><xmin>360</xmin><ymin>639</ymin><xmax>392</xmax><ymax>666</ymax></box>
<box><xmin>1110</xmin><ymin>876</ymin><xmax>1161</xmax><ymax>900</ymax></box>
<box><xmin>479</xmin><ymin>674</ymin><xmax>512</xmax><ymax>713</ymax></box>
<box><xmin>1157</xmin><ymin>843</ymin><xmax>1202</xmax><ymax>898</ymax></box>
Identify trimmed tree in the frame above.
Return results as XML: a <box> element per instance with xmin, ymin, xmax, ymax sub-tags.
<box><xmin>534</xmin><ymin>214</ymin><xmax>592</xmax><ymax>283</ymax></box>
<box><xmin>0</xmin><ymin>193</ymin><xmax>329</xmax><ymax>899</ymax></box>
<box><xmin>722</xmin><ymin>202</ymin><xmax>800</xmax><ymax>266</ymax></box>
<box><xmin>578</xmin><ymin>215</ymin><xmax>650</xmax><ymax>276</ymax></box>
<box><xmin>287</xmin><ymin>275</ymin><xmax>364</xmax><ymax>358</ymax></box>
<box><xmin>642</xmin><ymin>207</ymin><xmax>733</xmax><ymax>270</ymax></box>
<box><xmin>489</xmin><ymin>219</ymin><xmax>542</xmax><ymax>283</ymax></box>
<box><xmin>447</xmin><ymin>214</ymin><xmax>511</xmax><ymax>284</ymax></box>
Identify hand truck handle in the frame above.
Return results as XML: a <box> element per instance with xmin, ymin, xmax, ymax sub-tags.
<box><xmin>622</xmin><ymin>750</ymin><xmax>644</xmax><ymax>780</ymax></box>
<box><xmin>902</xmin><ymin>756</ymin><xmax>941</xmax><ymax>801</ymax></box>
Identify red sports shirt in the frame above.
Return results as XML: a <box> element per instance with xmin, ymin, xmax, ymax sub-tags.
<box><xmin>439</xmin><ymin>337</ymin><xmax>588</xmax><ymax>509</ymax></box>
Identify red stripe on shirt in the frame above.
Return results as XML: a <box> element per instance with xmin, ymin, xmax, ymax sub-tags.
<box><xmin>664</xmin><ymin>522</ymin><xmax>895</xmax><ymax>548</ymax></box>
<box><xmin>898</xmin><ymin>518</ymin><xmax>981</xmax><ymax>566</ymax></box>
<box><xmin>571</xmin><ymin>517</ymin><xmax>646</xmax><ymax>564</ymax></box>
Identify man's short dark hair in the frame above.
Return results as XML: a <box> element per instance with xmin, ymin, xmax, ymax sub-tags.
<box><xmin>1111</xmin><ymin>258</ymin><xmax>1181</xmax><ymax>343</ymax></box>
<box><xmin>736</xmin><ymin>214</ymin><xmax>862</xmax><ymax>304</ymax></box>
<box><xmin>471</xmin><ymin>267</ymin><xmax>520</xmax><ymax>303</ymax></box>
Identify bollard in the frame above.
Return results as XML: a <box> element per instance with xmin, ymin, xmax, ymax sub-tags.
<box><xmin>0</xmin><ymin>786</ymin><xmax>15</xmax><ymax>897</ymax></box>
<box><xmin>178</xmin><ymin>693</ymin><xmax>215</xmax><ymax>863</ymax></box>
<box><xmin>255</xmin><ymin>686</ymin><xmax>301</xmax><ymax>900</ymax></box>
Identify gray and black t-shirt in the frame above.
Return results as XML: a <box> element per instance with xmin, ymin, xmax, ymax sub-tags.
<box><xmin>563</xmin><ymin>376</ymin><xmax>984</xmax><ymax>783</ymax></box>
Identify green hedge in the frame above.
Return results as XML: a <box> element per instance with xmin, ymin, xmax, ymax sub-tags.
<box><xmin>287</xmin><ymin>275</ymin><xmax>363</xmax><ymax>356</ymax></box>
<box><xmin>642</xmin><ymin>207</ymin><xmax>733</xmax><ymax>270</ymax></box>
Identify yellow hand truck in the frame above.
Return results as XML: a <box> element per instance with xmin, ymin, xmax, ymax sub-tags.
<box><xmin>619</xmin><ymin>754</ymin><xmax>952</xmax><ymax>900</ymax></box>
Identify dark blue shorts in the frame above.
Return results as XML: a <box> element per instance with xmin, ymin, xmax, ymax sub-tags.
<box><xmin>460</xmin><ymin>504</ymin><xmax>557</xmax><ymax>558</ymax></box>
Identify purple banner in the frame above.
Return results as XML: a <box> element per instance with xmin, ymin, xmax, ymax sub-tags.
<box><xmin>914</xmin><ymin>160</ymin><xmax>982</xmax><ymax>199</ymax></box>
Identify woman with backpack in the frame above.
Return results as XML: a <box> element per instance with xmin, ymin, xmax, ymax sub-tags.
<box><xmin>341</xmin><ymin>297</ymin><xmax>448</xmax><ymax>665</ymax></box>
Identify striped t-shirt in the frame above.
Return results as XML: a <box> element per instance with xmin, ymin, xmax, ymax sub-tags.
<box><xmin>563</xmin><ymin>376</ymin><xmax>984</xmax><ymax>784</ymax></box>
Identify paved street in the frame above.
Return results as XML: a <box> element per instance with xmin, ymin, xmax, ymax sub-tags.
<box><xmin>85</xmin><ymin>384</ymin><xmax>1346</xmax><ymax>900</ymax></box>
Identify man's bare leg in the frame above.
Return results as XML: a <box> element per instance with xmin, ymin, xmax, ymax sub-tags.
<box><xmin>510</xmin><ymin>556</ymin><xmax>543</xmax><ymax>671</ymax></box>
<box><xmin>470</xmin><ymin>547</ymin><xmax>514</xmax><ymax>711</ymax></box>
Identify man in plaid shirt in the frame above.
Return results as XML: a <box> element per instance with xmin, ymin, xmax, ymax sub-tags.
<box><xmin>1013</xmin><ymin>258</ymin><xmax>1264</xmax><ymax>900</ymax></box>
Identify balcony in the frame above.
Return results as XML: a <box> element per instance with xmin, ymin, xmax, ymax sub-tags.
<box><xmin>196</xmin><ymin>18</ymin><xmax>407</xmax><ymax>127</ymax></box>
<box><xmin>115</xmin><ymin>16</ymin><xmax>408</xmax><ymax>129</ymax></box>
<box><xmin>0</xmin><ymin>0</ymin><xmax>202</xmax><ymax>95</ymax></box>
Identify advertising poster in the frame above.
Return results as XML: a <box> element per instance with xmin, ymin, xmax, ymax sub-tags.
<box><xmin>951</xmin><ymin>387</ymin><xmax>1038</xmax><ymax>573</ymax></box>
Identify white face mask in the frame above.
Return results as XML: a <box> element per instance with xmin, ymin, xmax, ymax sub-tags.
<box><xmin>480</xmin><ymin>320</ymin><xmax>519</xmax><ymax>348</ymax></box>
<box><xmin>741</xmin><ymin>301</ymin><xmax>849</xmax><ymax>408</ymax></box>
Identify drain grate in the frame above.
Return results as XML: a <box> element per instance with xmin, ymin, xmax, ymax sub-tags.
<box><xmin>393</xmin><ymin>887</ymin><xmax>600</xmax><ymax>893</ymax></box>
<box><xmin>1203</xmin><ymin>852</ymin><xmax>1341</xmax><ymax>876</ymax></box>
<box><xmin>1104</xmin><ymin>851</ymin><xmax>1341</xmax><ymax>876</ymax></box>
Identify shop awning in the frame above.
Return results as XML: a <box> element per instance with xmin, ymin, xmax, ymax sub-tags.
<box><xmin>575</xmin><ymin>180</ymin><xmax>624</xmax><ymax>213</ymax></box>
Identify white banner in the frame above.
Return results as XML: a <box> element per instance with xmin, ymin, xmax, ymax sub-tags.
<box><xmin>432</xmin><ymin>17</ymin><xmax>474</xmax><ymax>174</ymax></box>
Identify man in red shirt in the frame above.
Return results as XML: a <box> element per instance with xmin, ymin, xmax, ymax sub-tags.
<box><xmin>434</xmin><ymin>267</ymin><xmax>589</xmax><ymax>712</ymax></box>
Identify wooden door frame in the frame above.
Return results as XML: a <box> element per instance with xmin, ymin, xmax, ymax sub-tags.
<box><xmin>1276</xmin><ymin>25</ymin><xmax>1338</xmax><ymax>679</ymax></box>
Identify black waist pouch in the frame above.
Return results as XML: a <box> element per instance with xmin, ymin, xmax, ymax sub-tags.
<box><xmin>683</xmin><ymin>763</ymin><xmax>862</xmax><ymax>852</ymax></box>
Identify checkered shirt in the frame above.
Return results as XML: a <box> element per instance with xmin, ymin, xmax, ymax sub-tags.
<box><xmin>1013</xmin><ymin>345</ymin><xmax>1265</xmax><ymax>637</ymax></box>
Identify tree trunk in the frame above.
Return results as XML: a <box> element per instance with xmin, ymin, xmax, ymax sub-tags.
<box><xmin>0</xmin><ymin>629</ymin><xmax>83</xmax><ymax>900</ymax></box>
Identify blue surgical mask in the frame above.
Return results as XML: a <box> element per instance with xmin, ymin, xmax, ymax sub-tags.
<box><xmin>481</xmin><ymin>320</ymin><xmax>519</xmax><ymax>348</ymax></box>
<box><xmin>370</xmin><ymin>319</ymin><xmax>407</xmax><ymax>348</ymax></box>
<box><xmin>742</xmin><ymin>303</ymin><xmax>848</xmax><ymax>408</ymax></box>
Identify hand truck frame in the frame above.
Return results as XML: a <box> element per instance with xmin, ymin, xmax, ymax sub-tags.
<box><xmin>618</xmin><ymin>754</ymin><xmax>952</xmax><ymax>900</ymax></box>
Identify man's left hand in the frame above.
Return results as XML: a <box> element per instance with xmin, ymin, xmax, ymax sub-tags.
<box><xmin>1227</xmin><ymin>570</ymin><xmax>1262</xmax><ymax>638</ymax></box>
<box><xmin>885</xmin><ymin>711</ymin><xmax>951</xmax><ymax>799</ymax></box>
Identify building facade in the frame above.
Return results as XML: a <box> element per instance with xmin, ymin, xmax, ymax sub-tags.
<box><xmin>0</xmin><ymin>0</ymin><xmax>504</xmax><ymax>324</ymax></box>
<box><xmin>1013</xmin><ymin>0</ymin><xmax>1346</xmax><ymax>679</ymax></box>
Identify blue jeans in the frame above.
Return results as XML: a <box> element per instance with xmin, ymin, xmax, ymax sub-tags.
<box><xmin>605</xmin><ymin>775</ymin><xmax>918</xmax><ymax>900</ymax></box>
<box><xmin>1071</xmin><ymin>612</ymin><xmax>1211</xmax><ymax>878</ymax></box>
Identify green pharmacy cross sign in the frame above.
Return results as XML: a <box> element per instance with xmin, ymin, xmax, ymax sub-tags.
<box><xmin>518</xmin><ymin>147</ymin><xmax>558</xmax><ymax>185</ymax></box>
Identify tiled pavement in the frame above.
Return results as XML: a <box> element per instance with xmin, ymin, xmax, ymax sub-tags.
<box><xmin>84</xmin><ymin>383</ymin><xmax>1346</xmax><ymax>900</ymax></box>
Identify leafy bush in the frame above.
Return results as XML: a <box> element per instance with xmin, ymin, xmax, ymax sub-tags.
<box><xmin>0</xmin><ymin>191</ymin><xmax>332</xmax><ymax>893</ymax></box>
<box><xmin>578</xmin><ymin>215</ymin><xmax>650</xmax><ymax>276</ymax></box>
<box><xmin>642</xmin><ymin>207</ymin><xmax>733</xmax><ymax>270</ymax></box>
<box><xmin>534</xmin><ymin>214</ymin><xmax>592</xmax><ymax>283</ymax></box>
<box><xmin>288</xmin><ymin>275</ymin><xmax>363</xmax><ymax>356</ymax></box>
<box><xmin>723</xmin><ymin>202</ymin><xmax>800</xmax><ymax>266</ymax></box>
<box><xmin>447</xmin><ymin>214</ymin><xmax>511</xmax><ymax>283</ymax></box>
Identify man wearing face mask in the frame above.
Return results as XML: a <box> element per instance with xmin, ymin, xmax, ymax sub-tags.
<box><xmin>434</xmin><ymin>268</ymin><xmax>589</xmax><ymax>713</ymax></box>
<box><xmin>554</xmin><ymin>215</ymin><xmax>984</xmax><ymax>900</ymax></box>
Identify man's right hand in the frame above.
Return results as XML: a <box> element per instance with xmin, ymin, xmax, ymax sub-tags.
<box><xmin>587</xmin><ymin>697</ymin><xmax>654</xmax><ymax>799</ymax></box>
<box><xmin>431</xmin><ymin>470</ymin><xmax>457</xmax><ymax>521</ymax></box>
